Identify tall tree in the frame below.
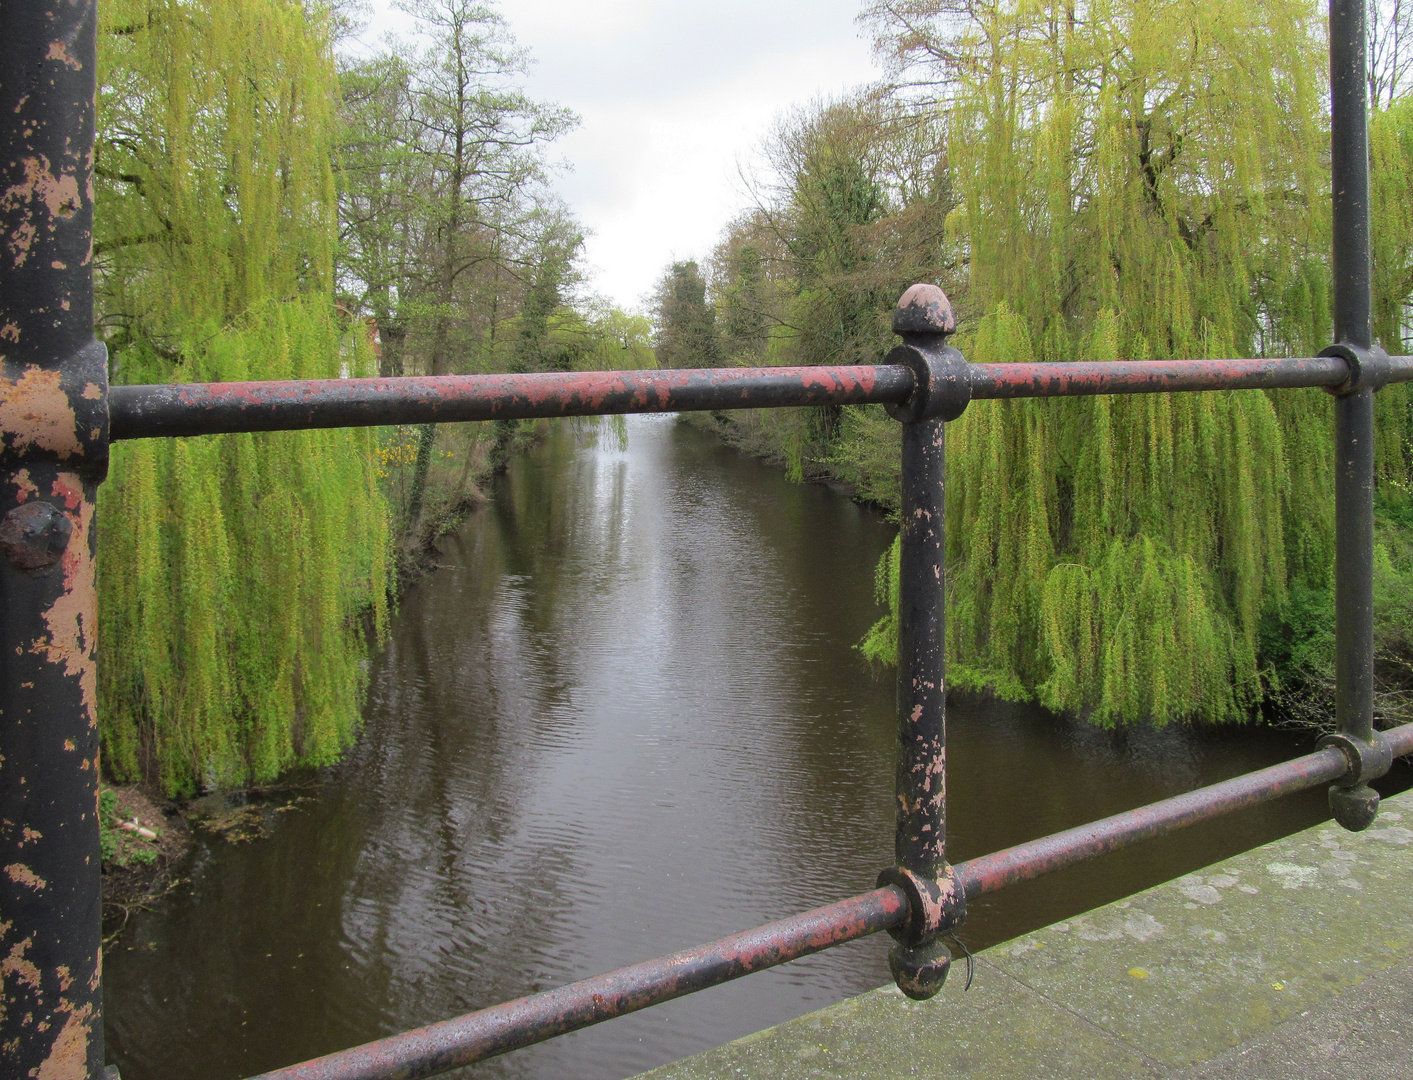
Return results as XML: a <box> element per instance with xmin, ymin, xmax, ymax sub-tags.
<box><xmin>364</xmin><ymin>0</ymin><xmax>574</xmax><ymax>533</ymax></box>
<box><xmin>653</xmin><ymin>261</ymin><xmax>722</xmax><ymax>368</ymax></box>
<box><xmin>855</xmin><ymin>0</ymin><xmax>1368</xmax><ymax>724</ymax></box>
<box><xmin>96</xmin><ymin>0</ymin><xmax>390</xmax><ymax>793</ymax></box>
<box><xmin>715</xmin><ymin>242</ymin><xmax>770</xmax><ymax>365</ymax></box>
<box><xmin>1371</xmin><ymin>0</ymin><xmax>1413</xmax><ymax>108</ymax></box>
<box><xmin>336</xmin><ymin>50</ymin><xmax>420</xmax><ymax>375</ymax></box>
<box><xmin>514</xmin><ymin>209</ymin><xmax>585</xmax><ymax>372</ymax></box>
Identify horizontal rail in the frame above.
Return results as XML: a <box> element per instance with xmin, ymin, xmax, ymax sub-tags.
<box><xmin>246</xmin><ymin>723</ymin><xmax>1413</xmax><ymax>1080</ymax></box>
<box><xmin>109</xmin><ymin>365</ymin><xmax>915</xmax><ymax>439</ymax></box>
<box><xmin>110</xmin><ymin>354</ymin><xmax>1413</xmax><ymax>441</ymax></box>
<box><xmin>966</xmin><ymin>356</ymin><xmax>1354</xmax><ymax>398</ymax></box>
<box><xmin>958</xmin><ymin>727</ymin><xmax>1410</xmax><ymax>895</ymax></box>
<box><xmin>247</xmin><ymin>888</ymin><xmax>911</xmax><ymax>1080</ymax></box>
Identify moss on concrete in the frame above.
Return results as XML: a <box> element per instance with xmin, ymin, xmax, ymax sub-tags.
<box><xmin>637</xmin><ymin>789</ymin><xmax>1413</xmax><ymax>1079</ymax></box>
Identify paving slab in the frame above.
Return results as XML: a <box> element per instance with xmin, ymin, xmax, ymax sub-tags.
<box><xmin>1174</xmin><ymin>954</ymin><xmax>1413</xmax><ymax>1079</ymax></box>
<box><xmin>636</xmin><ymin>789</ymin><xmax>1413</xmax><ymax>1080</ymax></box>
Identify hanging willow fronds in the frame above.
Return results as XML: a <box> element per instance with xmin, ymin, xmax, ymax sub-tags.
<box><xmin>96</xmin><ymin>0</ymin><xmax>391</xmax><ymax>794</ymax></box>
<box><xmin>853</xmin><ymin>0</ymin><xmax>1413</xmax><ymax>724</ymax></box>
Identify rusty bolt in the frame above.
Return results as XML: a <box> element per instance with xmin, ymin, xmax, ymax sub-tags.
<box><xmin>0</xmin><ymin>501</ymin><xmax>73</xmax><ymax>572</ymax></box>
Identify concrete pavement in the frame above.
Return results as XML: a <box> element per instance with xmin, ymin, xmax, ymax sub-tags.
<box><xmin>637</xmin><ymin>788</ymin><xmax>1413</xmax><ymax>1080</ymax></box>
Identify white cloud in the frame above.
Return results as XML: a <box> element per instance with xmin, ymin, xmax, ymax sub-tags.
<box><xmin>351</xmin><ymin>0</ymin><xmax>882</xmax><ymax>310</ymax></box>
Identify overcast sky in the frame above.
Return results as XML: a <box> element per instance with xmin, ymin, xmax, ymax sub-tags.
<box><xmin>351</xmin><ymin>1</ymin><xmax>883</xmax><ymax>312</ymax></box>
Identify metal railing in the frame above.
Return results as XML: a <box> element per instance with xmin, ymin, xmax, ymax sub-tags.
<box><xmin>0</xmin><ymin>2</ymin><xmax>1407</xmax><ymax>1079</ymax></box>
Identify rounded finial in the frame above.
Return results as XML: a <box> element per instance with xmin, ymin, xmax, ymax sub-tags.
<box><xmin>1330</xmin><ymin>783</ymin><xmax>1381</xmax><ymax>831</ymax></box>
<box><xmin>893</xmin><ymin>283</ymin><xmax>956</xmax><ymax>336</ymax></box>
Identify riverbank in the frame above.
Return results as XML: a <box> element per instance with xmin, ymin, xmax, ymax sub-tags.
<box><xmin>679</xmin><ymin>411</ymin><xmax>887</xmax><ymax>507</ymax></box>
<box><xmin>100</xmin><ymin>785</ymin><xmax>189</xmax><ymax>937</ymax></box>
<box><xmin>100</xmin><ymin>418</ymin><xmax>556</xmax><ymax>917</ymax></box>
<box><xmin>391</xmin><ymin>418</ymin><xmax>546</xmax><ymax>585</ymax></box>
<box><xmin>638</xmin><ymin>782</ymin><xmax>1413</xmax><ymax>1080</ymax></box>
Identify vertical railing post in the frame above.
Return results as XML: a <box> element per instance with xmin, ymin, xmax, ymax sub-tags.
<box><xmin>0</xmin><ymin>4</ymin><xmax>111</xmax><ymax>1079</ymax></box>
<box><xmin>876</xmin><ymin>285</ymin><xmax>970</xmax><ymax>1000</ymax></box>
<box><xmin>1321</xmin><ymin>0</ymin><xmax>1395</xmax><ymax>830</ymax></box>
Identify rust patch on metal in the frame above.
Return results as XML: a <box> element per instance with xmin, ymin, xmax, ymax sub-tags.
<box><xmin>0</xmin><ymin>367</ymin><xmax>82</xmax><ymax>459</ymax></box>
<box><xmin>967</xmin><ymin>357</ymin><xmax>1354</xmax><ymax>399</ymax></box>
<box><xmin>0</xmin><ymin>157</ymin><xmax>82</xmax><ymax>267</ymax></box>
<box><xmin>34</xmin><ymin>1001</ymin><xmax>92</xmax><ymax>1080</ymax></box>
<box><xmin>893</xmin><ymin>283</ymin><xmax>956</xmax><ymax>336</ymax></box>
<box><xmin>27</xmin><ymin>475</ymin><xmax>96</xmax><ymax>726</ymax></box>
<box><xmin>45</xmin><ymin>40</ymin><xmax>82</xmax><ymax>71</ymax></box>
<box><xmin>4</xmin><ymin>863</ymin><xmax>45</xmax><ymax>890</ymax></box>
<box><xmin>2</xmin><ymin>934</ymin><xmax>42</xmax><ymax>993</ymax></box>
<box><xmin>12</xmin><ymin>468</ymin><xmax>37</xmax><ymax>502</ymax></box>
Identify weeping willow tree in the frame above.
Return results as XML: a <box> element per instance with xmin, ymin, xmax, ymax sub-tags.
<box><xmin>96</xmin><ymin>0</ymin><xmax>390</xmax><ymax>794</ymax></box>
<box><xmin>858</xmin><ymin>0</ymin><xmax>1413</xmax><ymax>724</ymax></box>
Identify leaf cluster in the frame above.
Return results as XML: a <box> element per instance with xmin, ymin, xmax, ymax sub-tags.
<box><xmin>680</xmin><ymin>0</ymin><xmax>1413</xmax><ymax>726</ymax></box>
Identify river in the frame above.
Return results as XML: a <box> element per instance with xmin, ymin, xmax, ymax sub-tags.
<box><xmin>104</xmin><ymin>415</ymin><xmax>1396</xmax><ymax>1080</ymax></box>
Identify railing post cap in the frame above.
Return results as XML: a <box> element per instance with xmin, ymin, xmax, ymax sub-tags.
<box><xmin>893</xmin><ymin>284</ymin><xmax>956</xmax><ymax>337</ymax></box>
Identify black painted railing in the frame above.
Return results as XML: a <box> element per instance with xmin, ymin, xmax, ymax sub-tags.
<box><xmin>1</xmin><ymin>3</ymin><xmax>1408</xmax><ymax>1080</ymax></box>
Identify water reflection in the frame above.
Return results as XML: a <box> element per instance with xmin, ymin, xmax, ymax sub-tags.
<box><xmin>104</xmin><ymin>416</ymin><xmax>1401</xmax><ymax>1080</ymax></box>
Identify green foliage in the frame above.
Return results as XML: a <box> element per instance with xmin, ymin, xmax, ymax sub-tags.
<box><xmin>334</xmin><ymin>1</ymin><xmax>576</xmax><ymax>382</ymax></box>
<box><xmin>858</xmin><ymin>0</ymin><xmax>1397</xmax><ymax>725</ymax></box>
<box><xmin>859</xmin><ymin>532</ymin><xmax>901</xmax><ymax>666</ymax></box>
<box><xmin>654</xmin><ymin>261</ymin><xmax>721</xmax><ymax>368</ymax></box>
<box><xmin>1259</xmin><ymin>513</ymin><xmax>1413</xmax><ymax>729</ymax></box>
<box><xmin>688</xmin><ymin>0</ymin><xmax>1413</xmax><ymax>726</ymax></box>
<box><xmin>96</xmin><ymin>0</ymin><xmax>391</xmax><ymax>794</ymax></box>
<box><xmin>718</xmin><ymin>245</ymin><xmax>770</xmax><ymax>364</ymax></box>
<box><xmin>1259</xmin><ymin>581</ymin><xmax>1335</xmax><ymax>691</ymax></box>
<box><xmin>99</xmin><ymin>307</ymin><xmax>391</xmax><ymax>794</ymax></box>
<box><xmin>1373</xmin><ymin>525</ymin><xmax>1413</xmax><ymax>719</ymax></box>
<box><xmin>932</xmin><ymin>308</ymin><xmax>1290</xmax><ymax>722</ymax></box>
<box><xmin>99</xmin><ymin>789</ymin><xmax>120</xmax><ymax>862</ymax></box>
<box><xmin>829</xmin><ymin>405</ymin><xmax>902</xmax><ymax>509</ymax></box>
<box><xmin>98</xmin><ymin>786</ymin><xmax>162</xmax><ymax>868</ymax></box>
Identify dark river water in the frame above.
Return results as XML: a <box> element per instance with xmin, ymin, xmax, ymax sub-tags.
<box><xmin>104</xmin><ymin>415</ymin><xmax>1407</xmax><ymax>1080</ymax></box>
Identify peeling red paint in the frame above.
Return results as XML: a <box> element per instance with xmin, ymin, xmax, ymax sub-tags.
<box><xmin>2</xmin><ymin>935</ymin><xmax>41</xmax><ymax>993</ymax></box>
<box><xmin>109</xmin><ymin>365</ymin><xmax>918</xmax><ymax>440</ymax></box>
<box><xmin>969</xmin><ymin>356</ymin><xmax>1354</xmax><ymax>399</ymax></box>
<box><xmin>105</xmin><ymin>353</ymin><xmax>1413</xmax><ymax>442</ymax></box>
<box><xmin>44</xmin><ymin>41</ymin><xmax>82</xmax><ymax>71</ymax></box>
<box><xmin>12</xmin><ymin>469</ymin><xmax>37</xmax><ymax>502</ymax></box>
